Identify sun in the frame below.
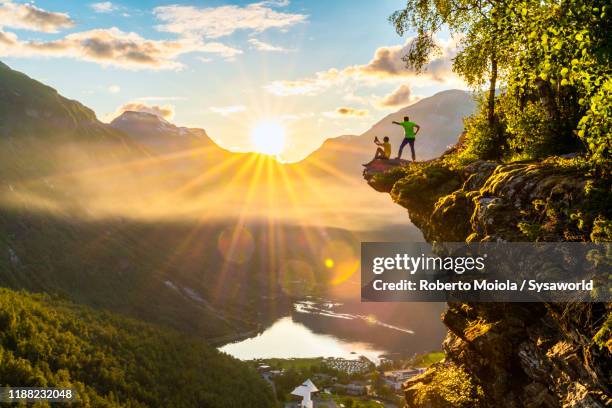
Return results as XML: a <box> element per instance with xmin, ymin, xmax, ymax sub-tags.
<box><xmin>250</xmin><ymin>120</ymin><xmax>286</xmax><ymax>156</ymax></box>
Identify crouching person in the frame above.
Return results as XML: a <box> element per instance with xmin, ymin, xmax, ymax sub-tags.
<box><xmin>363</xmin><ymin>136</ymin><xmax>391</xmax><ymax>166</ymax></box>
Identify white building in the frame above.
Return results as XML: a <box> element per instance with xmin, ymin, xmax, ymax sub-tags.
<box><xmin>290</xmin><ymin>379</ymin><xmax>319</xmax><ymax>408</ymax></box>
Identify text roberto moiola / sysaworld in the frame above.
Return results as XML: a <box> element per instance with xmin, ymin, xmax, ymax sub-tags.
<box><xmin>369</xmin><ymin>253</ymin><xmax>593</xmax><ymax>293</ymax></box>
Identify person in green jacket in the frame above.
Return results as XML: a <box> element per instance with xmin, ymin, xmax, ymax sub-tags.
<box><xmin>393</xmin><ymin>116</ymin><xmax>420</xmax><ymax>161</ymax></box>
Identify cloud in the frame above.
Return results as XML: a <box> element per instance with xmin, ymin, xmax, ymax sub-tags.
<box><xmin>90</xmin><ymin>2</ymin><xmax>118</xmax><ymax>13</ymax></box>
<box><xmin>265</xmin><ymin>37</ymin><xmax>458</xmax><ymax>96</ymax></box>
<box><xmin>108</xmin><ymin>84</ymin><xmax>121</xmax><ymax>93</ymax></box>
<box><xmin>0</xmin><ymin>0</ymin><xmax>74</xmax><ymax>33</ymax></box>
<box><xmin>153</xmin><ymin>2</ymin><xmax>307</xmax><ymax>39</ymax></box>
<box><xmin>343</xmin><ymin>91</ymin><xmax>370</xmax><ymax>105</ymax></box>
<box><xmin>350</xmin><ymin>43</ymin><xmax>415</xmax><ymax>79</ymax></box>
<box><xmin>0</xmin><ymin>2</ymin><xmax>247</xmax><ymax>67</ymax></box>
<box><xmin>210</xmin><ymin>105</ymin><xmax>246</xmax><ymax>116</ymax></box>
<box><xmin>259</xmin><ymin>0</ymin><xmax>291</xmax><ymax>6</ymax></box>
<box><xmin>135</xmin><ymin>96</ymin><xmax>186</xmax><ymax>102</ymax></box>
<box><xmin>108</xmin><ymin>102</ymin><xmax>175</xmax><ymax>122</ymax></box>
<box><xmin>0</xmin><ymin>29</ymin><xmax>16</xmax><ymax>45</ymax></box>
<box><xmin>0</xmin><ymin>27</ymin><xmax>240</xmax><ymax>70</ymax></box>
<box><xmin>263</xmin><ymin>78</ymin><xmax>321</xmax><ymax>96</ymax></box>
<box><xmin>376</xmin><ymin>84</ymin><xmax>414</xmax><ymax>108</ymax></box>
<box><xmin>248</xmin><ymin>38</ymin><xmax>289</xmax><ymax>52</ymax></box>
<box><xmin>324</xmin><ymin>107</ymin><xmax>369</xmax><ymax>118</ymax></box>
<box><xmin>344</xmin><ymin>38</ymin><xmax>456</xmax><ymax>81</ymax></box>
<box><xmin>198</xmin><ymin>42</ymin><xmax>242</xmax><ymax>59</ymax></box>
<box><xmin>264</xmin><ymin>69</ymin><xmax>340</xmax><ymax>96</ymax></box>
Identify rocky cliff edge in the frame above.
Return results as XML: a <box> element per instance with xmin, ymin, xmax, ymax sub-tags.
<box><xmin>363</xmin><ymin>153</ymin><xmax>611</xmax><ymax>407</ymax></box>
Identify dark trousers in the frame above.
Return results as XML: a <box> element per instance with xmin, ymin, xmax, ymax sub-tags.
<box><xmin>398</xmin><ymin>138</ymin><xmax>415</xmax><ymax>160</ymax></box>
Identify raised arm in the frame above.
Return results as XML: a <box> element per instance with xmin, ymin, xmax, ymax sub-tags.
<box><xmin>392</xmin><ymin>121</ymin><xmax>401</xmax><ymax>125</ymax></box>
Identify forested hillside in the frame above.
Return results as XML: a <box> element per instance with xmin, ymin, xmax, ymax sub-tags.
<box><xmin>0</xmin><ymin>288</ymin><xmax>275</xmax><ymax>407</ymax></box>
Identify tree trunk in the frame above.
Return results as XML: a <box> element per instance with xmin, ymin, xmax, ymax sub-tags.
<box><xmin>488</xmin><ymin>54</ymin><xmax>498</xmax><ymax>123</ymax></box>
<box><xmin>484</xmin><ymin>53</ymin><xmax>503</xmax><ymax>160</ymax></box>
<box><xmin>534</xmin><ymin>78</ymin><xmax>559</xmax><ymax>121</ymax></box>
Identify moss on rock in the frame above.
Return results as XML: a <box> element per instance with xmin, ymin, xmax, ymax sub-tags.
<box><xmin>363</xmin><ymin>153</ymin><xmax>612</xmax><ymax>407</ymax></box>
<box><xmin>405</xmin><ymin>363</ymin><xmax>484</xmax><ymax>408</ymax></box>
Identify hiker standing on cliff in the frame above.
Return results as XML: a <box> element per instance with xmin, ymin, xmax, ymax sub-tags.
<box><xmin>393</xmin><ymin>116</ymin><xmax>420</xmax><ymax>161</ymax></box>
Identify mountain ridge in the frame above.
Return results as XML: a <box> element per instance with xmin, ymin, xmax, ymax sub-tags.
<box><xmin>1</xmin><ymin>61</ymin><xmax>474</xmax><ymax>169</ymax></box>
<box><xmin>110</xmin><ymin>110</ymin><xmax>224</xmax><ymax>154</ymax></box>
<box><xmin>300</xmin><ymin>89</ymin><xmax>475</xmax><ymax>174</ymax></box>
<box><xmin>0</xmin><ymin>61</ymin><xmax>131</xmax><ymax>143</ymax></box>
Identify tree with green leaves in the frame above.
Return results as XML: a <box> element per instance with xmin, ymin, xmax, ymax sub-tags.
<box><xmin>389</xmin><ymin>0</ymin><xmax>508</xmax><ymax>125</ymax></box>
<box><xmin>390</xmin><ymin>0</ymin><xmax>611</xmax><ymax>167</ymax></box>
<box><xmin>495</xmin><ymin>0</ymin><xmax>611</xmax><ymax>165</ymax></box>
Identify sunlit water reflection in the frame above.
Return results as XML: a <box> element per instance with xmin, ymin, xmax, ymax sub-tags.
<box><xmin>219</xmin><ymin>316</ymin><xmax>386</xmax><ymax>363</ymax></box>
<box><xmin>219</xmin><ymin>300</ymin><xmax>445</xmax><ymax>363</ymax></box>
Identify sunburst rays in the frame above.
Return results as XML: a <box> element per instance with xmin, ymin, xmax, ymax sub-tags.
<box><xmin>5</xmin><ymin>136</ymin><xmax>367</xmax><ymax>300</ymax></box>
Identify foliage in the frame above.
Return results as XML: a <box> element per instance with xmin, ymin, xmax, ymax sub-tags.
<box><xmin>272</xmin><ymin>368</ymin><xmax>304</xmax><ymax>401</ymax></box>
<box><xmin>497</xmin><ymin>0</ymin><xmax>611</xmax><ymax>164</ymax></box>
<box><xmin>517</xmin><ymin>221</ymin><xmax>545</xmax><ymax>241</ymax></box>
<box><xmin>369</xmin><ymin>165</ymin><xmax>411</xmax><ymax>192</ymax></box>
<box><xmin>459</xmin><ymin>98</ymin><xmax>508</xmax><ymax>161</ymax></box>
<box><xmin>579</xmin><ymin>78</ymin><xmax>612</xmax><ymax>164</ymax></box>
<box><xmin>0</xmin><ymin>288</ymin><xmax>275</xmax><ymax>407</ymax></box>
<box><xmin>497</xmin><ymin>94</ymin><xmax>560</xmax><ymax>159</ymax></box>
<box><xmin>389</xmin><ymin>0</ymin><xmax>510</xmax><ymax>158</ymax></box>
<box><xmin>590</xmin><ymin>216</ymin><xmax>612</xmax><ymax>242</ymax></box>
<box><xmin>390</xmin><ymin>161</ymin><xmax>462</xmax><ymax>209</ymax></box>
<box><xmin>332</xmin><ymin>395</ymin><xmax>387</xmax><ymax>408</ymax></box>
<box><xmin>593</xmin><ymin>311</ymin><xmax>612</xmax><ymax>352</ymax></box>
<box><xmin>389</xmin><ymin>0</ymin><xmax>507</xmax><ymax>88</ymax></box>
<box><xmin>464</xmin><ymin>319</ymin><xmax>494</xmax><ymax>341</ymax></box>
<box><xmin>253</xmin><ymin>358</ymin><xmax>325</xmax><ymax>371</ymax></box>
<box><xmin>412</xmin><ymin>365</ymin><xmax>484</xmax><ymax>408</ymax></box>
<box><xmin>390</xmin><ymin>0</ymin><xmax>611</xmax><ymax>168</ymax></box>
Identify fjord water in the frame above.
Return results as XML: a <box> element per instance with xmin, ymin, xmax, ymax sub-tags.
<box><xmin>219</xmin><ymin>175</ymin><xmax>448</xmax><ymax>362</ymax></box>
<box><xmin>220</xmin><ymin>299</ymin><xmax>447</xmax><ymax>363</ymax></box>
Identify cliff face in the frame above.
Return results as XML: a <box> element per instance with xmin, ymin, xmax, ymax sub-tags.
<box><xmin>364</xmin><ymin>156</ymin><xmax>611</xmax><ymax>407</ymax></box>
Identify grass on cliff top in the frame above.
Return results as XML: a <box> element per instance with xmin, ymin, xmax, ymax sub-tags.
<box><xmin>384</xmin><ymin>161</ymin><xmax>462</xmax><ymax>209</ymax></box>
<box><xmin>374</xmin><ymin>149</ymin><xmax>611</xmax><ymax>243</ymax></box>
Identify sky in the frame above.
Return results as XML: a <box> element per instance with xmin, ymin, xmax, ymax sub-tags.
<box><xmin>0</xmin><ymin>0</ymin><xmax>465</xmax><ymax>162</ymax></box>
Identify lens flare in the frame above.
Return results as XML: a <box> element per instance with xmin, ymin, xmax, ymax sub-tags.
<box><xmin>217</xmin><ymin>226</ymin><xmax>255</xmax><ymax>264</ymax></box>
<box><xmin>278</xmin><ymin>259</ymin><xmax>316</xmax><ymax>296</ymax></box>
<box><xmin>320</xmin><ymin>240</ymin><xmax>359</xmax><ymax>286</ymax></box>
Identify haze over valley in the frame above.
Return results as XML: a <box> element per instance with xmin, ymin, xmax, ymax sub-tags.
<box><xmin>0</xmin><ymin>59</ymin><xmax>472</xmax><ymax>351</ymax></box>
